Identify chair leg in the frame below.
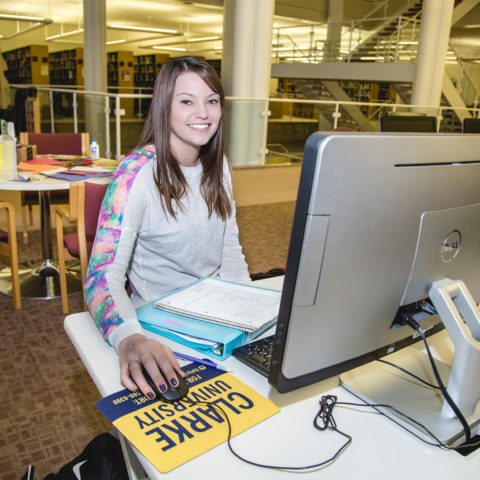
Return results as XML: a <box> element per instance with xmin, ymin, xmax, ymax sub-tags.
<box><xmin>55</xmin><ymin>212</ymin><xmax>69</xmax><ymax>314</ymax></box>
<box><xmin>9</xmin><ymin>247</ymin><xmax>21</xmax><ymax>309</ymax></box>
<box><xmin>8</xmin><ymin>222</ymin><xmax>21</xmax><ymax>310</ymax></box>
<box><xmin>28</xmin><ymin>205</ymin><xmax>34</xmax><ymax>226</ymax></box>
<box><xmin>2</xmin><ymin>202</ymin><xmax>22</xmax><ymax>309</ymax></box>
<box><xmin>21</xmin><ymin>205</ymin><xmax>29</xmax><ymax>245</ymax></box>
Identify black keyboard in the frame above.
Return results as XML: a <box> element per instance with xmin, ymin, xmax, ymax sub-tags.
<box><xmin>232</xmin><ymin>335</ymin><xmax>274</xmax><ymax>377</ymax></box>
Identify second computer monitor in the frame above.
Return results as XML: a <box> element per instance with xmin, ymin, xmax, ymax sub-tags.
<box><xmin>380</xmin><ymin>114</ymin><xmax>437</xmax><ymax>132</ymax></box>
<box><xmin>463</xmin><ymin>118</ymin><xmax>480</xmax><ymax>133</ymax></box>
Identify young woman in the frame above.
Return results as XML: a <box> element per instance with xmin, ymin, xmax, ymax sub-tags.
<box><xmin>85</xmin><ymin>56</ymin><xmax>250</xmax><ymax>400</ymax></box>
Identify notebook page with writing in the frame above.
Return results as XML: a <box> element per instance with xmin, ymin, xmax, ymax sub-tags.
<box><xmin>153</xmin><ymin>278</ymin><xmax>281</xmax><ymax>333</ymax></box>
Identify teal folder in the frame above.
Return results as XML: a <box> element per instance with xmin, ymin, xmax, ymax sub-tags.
<box><xmin>136</xmin><ymin>279</ymin><xmax>279</xmax><ymax>360</ymax></box>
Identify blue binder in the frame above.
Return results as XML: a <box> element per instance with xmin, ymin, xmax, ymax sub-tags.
<box><xmin>136</xmin><ymin>281</ymin><xmax>278</xmax><ymax>360</ymax></box>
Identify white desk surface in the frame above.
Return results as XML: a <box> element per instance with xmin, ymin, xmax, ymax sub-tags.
<box><xmin>0</xmin><ymin>170</ymin><xmax>71</xmax><ymax>191</ymax></box>
<box><xmin>64</xmin><ymin>277</ymin><xmax>480</xmax><ymax>479</ymax></box>
<box><xmin>0</xmin><ymin>168</ymin><xmax>112</xmax><ymax>191</ymax></box>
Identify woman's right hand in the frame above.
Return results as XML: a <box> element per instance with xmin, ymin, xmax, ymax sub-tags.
<box><xmin>117</xmin><ymin>333</ymin><xmax>185</xmax><ymax>400</ymax></box>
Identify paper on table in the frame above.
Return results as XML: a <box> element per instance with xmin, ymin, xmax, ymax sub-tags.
<box><xmin>17</xmin><ymin>161</ymin><xmax>60</xmax><ymax>173</ymax></box>
<box><xmin>69</xmin><ymin>166</ymin><xmax>114</xmax><ymax>173</ymax></box>
<box><xmin>26</xmin><ymin>156</ymin><xmax>64</xmax><ymax>165</ymax></box>
<box><xmin>42</xmin><ymin>171</ymin><xmax>112</xmax><ymax>181</ymax></box>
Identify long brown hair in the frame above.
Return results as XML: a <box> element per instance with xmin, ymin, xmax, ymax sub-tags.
<box><xmin>136</xmin><ymin>56</ymin><xmax>231</xmax><ymax>220</ymax></box>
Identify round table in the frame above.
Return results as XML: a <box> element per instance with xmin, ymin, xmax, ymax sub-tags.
<box><xmin>0</xmin><ymin>169</ymin><xmax>109</xmax><ymax>299</ymax></box>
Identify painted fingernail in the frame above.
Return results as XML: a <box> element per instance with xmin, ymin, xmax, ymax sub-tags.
<box><xmin>159</xmin><ymin>384</ymin><xmax>167</xmax><ymax>393</ymax></box>
<box><xmin>170</xmin><ymin>378</ymin><xmax>178</xmax><ymax>387</ymax></box>
<box><xmin>147</xmin><ymin>392</ymin><xmax>155</xmax><ymax>400</ymax></box>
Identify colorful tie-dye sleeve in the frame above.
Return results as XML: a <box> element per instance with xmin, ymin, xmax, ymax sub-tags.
<box><xmin>84</xmin><ymin>146</ymin><xmax>154</xmax><ymax>344</ymax></box>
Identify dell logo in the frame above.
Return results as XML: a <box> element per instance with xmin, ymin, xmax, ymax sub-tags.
<box><xmin>441</xmin><ymin>230</ymin><xmax>462</xmax><ymax>263</ymax></box>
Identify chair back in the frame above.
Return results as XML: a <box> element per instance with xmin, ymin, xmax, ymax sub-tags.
<box><xmin>84</xmin><ymin>182</ymin><xmax>109</xmax><ymax>242</ymax></box>
<box><xmin>19</xmin><ymin>132</ymin><xmax>89</xmax><ymax>156</ymax></box>
<box><xmin>56</xmin><ymin>181</ymin><xmax>109</xmax><ymax>314</ymax></box>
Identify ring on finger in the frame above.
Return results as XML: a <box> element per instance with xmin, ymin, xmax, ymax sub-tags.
<box><xmin>128</xmin><ymin>359</ymin><xmax>141</xmax><ymax>368</ymax></box>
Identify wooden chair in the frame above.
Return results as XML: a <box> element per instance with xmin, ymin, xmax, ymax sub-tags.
<box><xmin>55</xmin><ymin>181</ymin><xmax>108</xmax><ymax>314</ymax></box>
<box><xmin>0</xmin><ymin>202</ymin><xmax>21</xmax><ymax>309</ymax></box>
<box><xmin>18</xmin><ymin>132</ymin><xmax>90</xmax><ymax>244</ymax></box>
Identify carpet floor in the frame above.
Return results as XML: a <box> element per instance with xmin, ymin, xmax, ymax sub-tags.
<box><xmin>0</xmin><ymin>201</ymin><xmax>295</xmax><ymax>479</ymax></box>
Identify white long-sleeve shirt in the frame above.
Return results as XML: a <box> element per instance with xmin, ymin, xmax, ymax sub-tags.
<box><xmin>84</xmin><ymin>145</ymin><xmax>250</xmax><ymax>349</ymax></box>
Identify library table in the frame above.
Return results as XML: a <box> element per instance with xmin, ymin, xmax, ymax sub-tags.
<box><xmin>0</xmin><ymin>169</ymin><xmax>111</xmax><ymax>299</ymax></box>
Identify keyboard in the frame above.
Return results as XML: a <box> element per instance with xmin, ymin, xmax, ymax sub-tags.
<box><xmin>232</xmin><ymin>335</ymin><xmax>274</xmax><ymax>377</ymax></box>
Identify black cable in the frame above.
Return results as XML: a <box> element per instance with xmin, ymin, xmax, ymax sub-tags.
<box><xmin>180</xmin><ymin>395</ymin><xmax>351</xmax><ymax>471</ymax></box>
<box><xmin>339</xmin><ymin>386</ymin><xmax>450</xmax><ymax>448</ymax></box>
<box><xmin>335</xmin><ymin>391</ymin><xmax>480</xmax><ymax>452</ymax></box>
<box><xmin>403</xmin><ymin>315</ymin><xmax>472</xmax><ymax>442</ymax></box>
<box><xmin>376</xmin><ymin>357</ymin><xmax>440</xmax><ymax>390</ymax></box>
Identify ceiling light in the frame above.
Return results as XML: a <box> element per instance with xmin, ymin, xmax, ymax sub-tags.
<box><xmin>187</xmin><ymin>35</ymin><xmax>220</xmax><ymax>42</ymax></box>
<box><xmin>0</xmin><ymin>13</ymin><xmax>48</xmax><ymax>22</ymax></box>
<box><xmin>152</xmin><ymin>46</ymin><xmax>187</xmax><ymax>51</ymax></box>
<box><xmin>107</xmin><ymin>39</ymin><xmax>126</xmax><ymax>45</ymax></box>
<box><xmin>46</xmin><ymin>28</ymin><xmax>84</xmax><ymax>41</ymax></box>
<box><xmin>273</xmin><ymin>46</ymin><xmax>307</xmax><ymax>52</ymax></box>
<box><xmin>108</xmin><ymin>24</ymin><xmax>178</xmax><ymax>34</ymax></box>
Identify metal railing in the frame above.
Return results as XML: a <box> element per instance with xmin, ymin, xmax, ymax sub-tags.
<box><xmin>271</xmin><ymin>15</ymin><xmax>422</xmax><ymax>64</ymax></box>
<box><xmin>10</xmin><ymin>84</ymin><xmax>480</xmax><ymax>164</ymax></box>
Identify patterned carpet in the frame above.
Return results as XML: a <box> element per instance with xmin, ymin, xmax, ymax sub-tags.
<box><xmin>0</xmin><ymin>201</ymin><xmax>295</xmax><ymax>479</ymax></box>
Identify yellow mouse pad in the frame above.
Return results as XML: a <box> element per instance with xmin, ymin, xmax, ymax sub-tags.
<box><xmin>97</xmin><ymin>362</ymin><xmax>280</xmax><ymax>473</ymax></box>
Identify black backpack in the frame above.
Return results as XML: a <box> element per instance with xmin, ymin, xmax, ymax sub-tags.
<box><xmin>22</xmin><ymin>433</ymin><xmax>129</xmax><ymax>480</ymax></box>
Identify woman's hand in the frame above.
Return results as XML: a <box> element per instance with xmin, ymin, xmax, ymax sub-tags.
<box><xmin>118</xmin><ymin>334</ymin><xmax>185</xmax><ymax>400</ymax></box>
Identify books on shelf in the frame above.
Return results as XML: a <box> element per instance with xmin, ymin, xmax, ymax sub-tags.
<box><xmin>137</xmin><ymin>278</ymin><xmax>281</xmax><ymax>360</ymax></box>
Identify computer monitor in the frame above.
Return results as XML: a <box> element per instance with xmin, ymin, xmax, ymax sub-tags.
<box><xmin>463</xmin><ymin>118</ymin><xmax>480</xmax><ymax>133</ymax></box>
<box><xmin>268</xmin><ymin>132</ymin><xmax>480</xmax><ymax>445</ymax></box>
<box><xmin>380</xmin><ymin>114</ymin><xmax>437</xmax><ymax>132</ymax></box>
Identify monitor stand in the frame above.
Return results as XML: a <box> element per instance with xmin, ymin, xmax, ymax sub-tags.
<box><xmin>340</xmin><ymin>278</ymin><xmax>480</xmax><ymax>446</ymax></box>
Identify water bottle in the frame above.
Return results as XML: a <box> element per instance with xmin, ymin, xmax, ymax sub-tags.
<box><xmin>0</xmin><ymin>135</ymin><xmax>3</xmax><ymax>171</ymax></box>
<box><xmin>1</xmin><ymin>121</ymin><xmax>16</xmax><ymax>174</ymax></box>
<box><xmin>89</xmin><ymin>137</ymin><xmax>99</xmax><ymax>160</ymax></box>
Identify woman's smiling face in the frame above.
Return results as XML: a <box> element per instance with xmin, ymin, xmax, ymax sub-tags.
<box><xmin>169</xmin><ymin>71</ymin><xmax>222</xmax><ymax>166</ymax></box>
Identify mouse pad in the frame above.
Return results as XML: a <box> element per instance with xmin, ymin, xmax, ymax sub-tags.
<box><xmin>97</xmin><ymin>362</ymin><xmax>280</xmax><ymax>473</ymax></box>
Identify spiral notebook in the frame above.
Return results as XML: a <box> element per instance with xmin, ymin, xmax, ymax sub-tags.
<box><xmin>152</xmin><ymin>277</ymin><xmax>281</xmax><ymax>333</ymax></box>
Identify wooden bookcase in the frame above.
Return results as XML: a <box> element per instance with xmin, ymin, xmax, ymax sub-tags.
<box><xmin>108</xmin><ymin>50</ymin><xmax>134</xmax><ymax>88</ymax></box>
<box><xmin>47</xmin><ymin>48</ymin><xmax>84</xmax><ymax>118</ymax></box>
<box><xmin>25</xmin><ymin>97</ymin><xmax>40</xmax><ymax>132</ymax></box>
<box><xmin>133</xmin><ymin>53</ymin><xmax>169</xmax><ymax>117</ymax></box>
<box><xmin>2</xmin><ymin>45</ymin><xmax>49</xmax><ymax>84</ymax></box>
<box><xmin>48</xmin><ymin>47</ymin><xmax>84</xmax><ymax>86</ymax></box>
<box><xmin>108</xmin><ymin>50</ymin><xmax>134</xmax><ymax>117</ymax></box>
<box><xmin>133</xmin><ymin>53</ymin><xmax>169</xmax><ymax>87</ymax></box>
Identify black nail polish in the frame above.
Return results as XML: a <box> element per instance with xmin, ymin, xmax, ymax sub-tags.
<box><xmin>147</xmin><ymin>392</ymin><xmax>155</xmax><ymax>400</ymax></box>
<box><xmin>160</xmin><ymin>384</ymin><xmax>167</xmax><ymax>393</ymax></box>
<box><xmin>171</xmin><ymin>378</ymin><xmax>178</xmax><ymax>387</ymax></box>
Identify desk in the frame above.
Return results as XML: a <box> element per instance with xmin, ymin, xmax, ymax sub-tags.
<box><xmin>64</xmin><ymin>277</ymin><xmax>480</xmax><ymax>480</ymax></box>
<box><xmin>0</xmin><ymin>170</ymin><xmax>110</xmax><ymax>299</ymax></box>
